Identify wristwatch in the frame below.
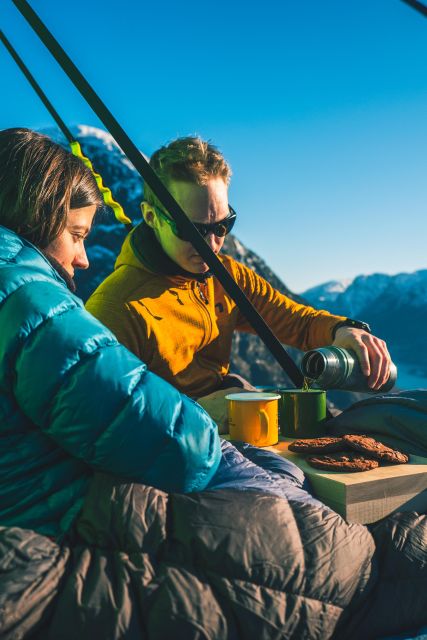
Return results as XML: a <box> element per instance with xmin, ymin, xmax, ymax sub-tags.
<box><xmin>332</xmin><ymin>318</ymin><xmax>372</xmax><ymax>340</ymax></box>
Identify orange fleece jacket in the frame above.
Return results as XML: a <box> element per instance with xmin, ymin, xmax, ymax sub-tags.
<box><xmin>86</xmin><ymin>228</ymin><xmax>346</xmax><ymax>398</ymax></box>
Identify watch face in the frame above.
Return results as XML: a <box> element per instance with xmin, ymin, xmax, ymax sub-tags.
<box><xmin>349</xmin><ymin>320</ymin><xmax>371</xmax><ymax>333</ymax></box>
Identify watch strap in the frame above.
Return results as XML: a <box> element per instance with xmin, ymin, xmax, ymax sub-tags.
<box><xmin>332</xmin><ymin>318</ymin><xmax>372</xmax><ymax>340</ymax></box>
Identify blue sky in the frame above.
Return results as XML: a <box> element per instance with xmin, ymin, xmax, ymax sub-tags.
<box><xmin>1</xmin><ymin>0</ymin><xmax>427</xmax><ymax>292</ymax></box>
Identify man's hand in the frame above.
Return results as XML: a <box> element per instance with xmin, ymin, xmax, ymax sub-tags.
<box><xmin>332</xmin><ymin>327</ymin><xmax>391</xmax><ymax>390</ymax></box>
<box><xmin>197</xmin><ymin>387</ymin><xmax>254</xmax><ymax>434</ymax></box>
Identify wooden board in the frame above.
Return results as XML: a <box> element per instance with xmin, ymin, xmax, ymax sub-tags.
<box><xmin>264</xmin><ymin>439</ymin><xmax>427</xmax><ymax>524</ymax></box>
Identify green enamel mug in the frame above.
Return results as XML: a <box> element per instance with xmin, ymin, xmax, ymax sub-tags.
<box><xmin>278</xmin><ymin>389</ymin><xmax>327</xmax><ymax>438</ymax></box>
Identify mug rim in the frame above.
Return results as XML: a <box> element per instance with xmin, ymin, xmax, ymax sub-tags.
<box><xmin>277</xmin><ymin>388</ymin><xmax>325</xmax><ymax>394</ymax></box>
<box><xmin>225</xmin><ymin>392</ymin><xmax>281</xmax><ymax>401</ymax></box>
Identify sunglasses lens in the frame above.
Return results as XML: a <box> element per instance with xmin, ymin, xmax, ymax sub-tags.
<box><xmin>214</xmin><ymin>223</ymin><xmax>228</xmax><ymax>237</ymax></box>
<box><xmin>215</xmin><ymin>215</ymin><xmax>235</xmax><ymax>237</ymax></box>
<box><xmin>224</xmin><ymin>215</ymin><xmax>236</xmax><ymax>234</ymax></box>
<box><xmin>195</xmin><ymin>215</ymin><xmax>236</xmax><ymax>238</ymax></box>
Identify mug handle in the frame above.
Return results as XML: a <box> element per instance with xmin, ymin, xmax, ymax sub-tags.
<box><xmin>257</xmin><ymin>409</ymin><xmax>269</xmax><ymax>443</ymax></box>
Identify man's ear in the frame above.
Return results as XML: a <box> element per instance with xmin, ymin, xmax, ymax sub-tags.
<box><xmin>141</xmin><ymin>201</ymin><xmax>157</xmax><ymax>229</ymax></box>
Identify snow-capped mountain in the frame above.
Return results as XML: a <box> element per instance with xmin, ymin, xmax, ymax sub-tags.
<box><xmin>301</xmin><ymin>279</ymin><xmax>353</xmax><ymax>307</ymax></box>
<box><xmin>302</xmin><ymin>273</ymin><xmax>391</xmax><ymax>317</ymax></box>
<box><xmin>46</xmin><ymin>124</ymin><xmax>145</xmax><ymax>213</ymax></box>
<box><xmin>301</xmin><ymin>272</ymin><xmax>427</xmax><ymax>317</ymax></box>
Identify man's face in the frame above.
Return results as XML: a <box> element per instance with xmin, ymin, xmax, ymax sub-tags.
<box><xmin>143</xmin><ymin>177</ymin><xmax>229</xmax><ymax>274</ymax></box>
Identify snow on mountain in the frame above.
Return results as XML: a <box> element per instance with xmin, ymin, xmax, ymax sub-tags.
<box><xmin>74</xmin><ymin>125</ymin><xmax>150</xmax><ymax>197</ymax></box>
<box><xmin>387</xmin><ymin>270</ymin><xmax>427</xmax><ymax>307</ymax></box>
<box><xmin>76</xmin><ymin>125</ymin><xmax>123</xmax><ymax>152</ymax></box>
<box><xmin>44</xmin><ymin>124</ymin><xmax>145</xmax><ymax>209</ymax></box>
<box><xmin>302</xmin><ymin>279</ymin><xmax>353</xmax><ymax>307</ymax></box>
<box><xmin>302</xmin><ymin>271</ymin><xmax>427</xmax><ymax>317</ymax></box>
<box><xmin>344</xmin><ymin>274</ymin><xmax>396</xmax><ymax>316</ymax></box>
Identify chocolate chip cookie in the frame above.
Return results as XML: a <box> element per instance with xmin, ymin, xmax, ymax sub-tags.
<box><xmin>342</xmin><ymin>435</ymin><xmax>409</xmax><ymax>464</ymax></box>
<box><xmin>288</xmin><ymin>437</ymin><xmax>346</xmax><ymax>454</ymax></box>
<box><xmin>307</xmin><ymin>452</ymin><xmax>380</xmax><ymax>472</ymax></box>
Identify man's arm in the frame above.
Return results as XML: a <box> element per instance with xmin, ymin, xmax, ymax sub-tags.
<box><xmin>229</xmin><ymin>258</ymin><xmax>347</xmax><ymax>350</ymax></box>
<box><xmin>228</xmin><ymin>258</ymin><xmax>391</xmax><ymax>390</ymax></box>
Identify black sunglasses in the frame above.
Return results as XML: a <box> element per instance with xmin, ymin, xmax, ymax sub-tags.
<box><xmin>153</xmin><ymin>204</ymin><xmax>237</xmax><ymax>241</ymax></box>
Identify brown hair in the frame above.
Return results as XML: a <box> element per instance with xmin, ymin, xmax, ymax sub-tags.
<box><xmin>144</xmin><ymin>136</ymin><xmax>232</xmax><ymax>209</ymax></box>
<box><xmin>0</xmin><ymin>128</ymin><xmax>102</xmax><ymax>248</ymax></box>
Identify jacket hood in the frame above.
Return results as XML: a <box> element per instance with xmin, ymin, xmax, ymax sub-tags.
<box><xmin>115</xmin><ymin>222</ymin><xmax>213</xmax><ymax>285</ymax></box>
<box><xmin>114</xmin><ymin>225</ymin><xmax>147</xmax><ymax>273</ymax></box>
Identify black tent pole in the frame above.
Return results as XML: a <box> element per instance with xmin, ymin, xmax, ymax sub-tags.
<box><xmin>0</xmin><ymin>28</ymin><xmax>73</xmax><ymax>143</ymax></box>
<box><xmin>400</xmin><ymin>0</ymin><xmax>427</xmax><ymax>17</ymax></box>
<box><xmin>10</xmin><ymin>0</ymin><xmax>305</xmax><ymax>388</ymax></box>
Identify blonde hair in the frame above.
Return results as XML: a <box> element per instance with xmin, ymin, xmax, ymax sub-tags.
<box><xmin>144</xmin><ymin>136</ymin><xmax>231</xmax><ymax>209</ymax></box>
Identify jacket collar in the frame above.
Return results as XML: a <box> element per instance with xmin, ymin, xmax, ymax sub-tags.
<box><xmin>41</xmin><ymin>253</ymin><xmax>76</xmax><ymax>292</ymax></box>
<box><xmin>116</xmin><ymin>222</ymin><xmax>212</xmax><ymax>284</ymax></box>
<box><xmin>0</xmin><ymin>225</ymin><xmax>75</xmax><ymax>292</ymax></box>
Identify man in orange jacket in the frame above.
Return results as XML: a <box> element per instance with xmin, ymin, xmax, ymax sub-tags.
<box><xmin>86</xmin><ymin>137</ymin><xmax>391</xmax><ymax>431</ymax></box>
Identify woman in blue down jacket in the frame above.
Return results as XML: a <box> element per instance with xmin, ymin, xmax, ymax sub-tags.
<box><xmin>0</xmin><ymin>128</ymin><xmax>221</xmax><ymax>539</ymax></box>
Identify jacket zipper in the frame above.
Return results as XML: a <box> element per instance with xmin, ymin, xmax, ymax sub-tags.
<box><xmin>191</xmin><ymin>282</ymin><xmax>212</xmax><ymax>349</ymax></box>
<box><xmin>196</xmin><ymin>282</ymin><xmax>208</xmax><ymax>304</ymax></box>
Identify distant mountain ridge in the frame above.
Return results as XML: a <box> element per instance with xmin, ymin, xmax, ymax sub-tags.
<box><xmin>302</xmin><ymin>271</ymin><xmax>427</xmax><ymax>388</ymax></box>
<box><xmin>302</xmin><ymin>279</ymin><xmax>353</xmax><ymax>307</ymax></box>
<box><xmin>302</xmin><ymin>271</ymin><xmax>427</xmax><ymax>316</ymax></box>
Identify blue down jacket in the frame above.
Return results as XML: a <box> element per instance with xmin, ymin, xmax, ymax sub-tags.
<box><xmin>0</xmin><ymin>225</ymin><xmax>221</xmax><ymax>537</ymax></box>
<box><xmin>1</xmin><ymin>440</ymin><xmax>427</xmax><ymax>640</ymax></box>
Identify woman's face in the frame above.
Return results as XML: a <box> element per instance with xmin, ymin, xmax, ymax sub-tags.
<box><xmin>45</xmin><ymin>205</ymin><xmax>97</xmax><ymax>277</ymax></box>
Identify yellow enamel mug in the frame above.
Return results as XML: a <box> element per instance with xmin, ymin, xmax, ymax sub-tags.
<box><xmin>226</xmin><ymin>392</ymin><xmax>280</xmax><ymax>447</ymax></box>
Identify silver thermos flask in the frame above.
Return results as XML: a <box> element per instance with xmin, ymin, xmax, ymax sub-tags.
<box><xmin>300</xmin><ymin>346</ymin><xmax>397</xmax><ymax>392</ymax></box>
